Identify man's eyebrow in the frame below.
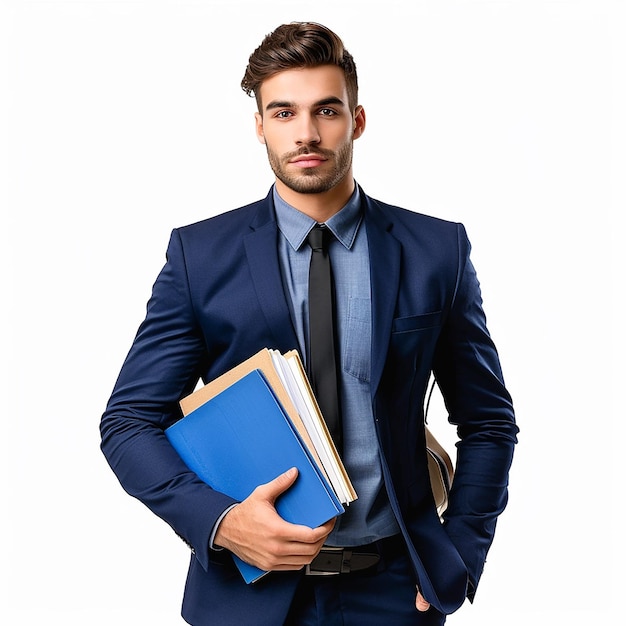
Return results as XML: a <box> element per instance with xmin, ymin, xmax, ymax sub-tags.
<box><xmin>314</xmin><ymin>97</ymin><xmax>346</xmax><ymax>108</ymax></box>
<box><xmin>265</xmin><ymin>100</ymin><xmax>294</xmax><ymax>111</ymax></box>
<box><xmin>264</xmin><ymin>96</ymin><xmax>347</xmax><ymax>112</ymax></box>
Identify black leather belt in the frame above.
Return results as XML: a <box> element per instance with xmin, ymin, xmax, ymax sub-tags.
<box><xmin>305</xmin><ymin>534</ymin><xmax>406</xmax><ymax>576</ymax></box>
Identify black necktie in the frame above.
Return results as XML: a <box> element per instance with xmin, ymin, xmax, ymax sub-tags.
<box><xmin>307</xmin><ymin>224</ymin><xmax>342</xmax><ymax>452</ymax></box>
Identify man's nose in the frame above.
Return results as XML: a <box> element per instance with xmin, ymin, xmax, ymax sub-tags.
<box><xmin>295</xmin><ymin>113</ymin><xmax>321</xmax><ymax>145</ymax></box>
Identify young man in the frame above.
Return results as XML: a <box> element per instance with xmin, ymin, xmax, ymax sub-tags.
<box><xmin>101</xmin><ymin>22</ymin><xmax>518</xmax><ymax>625</ymax></box>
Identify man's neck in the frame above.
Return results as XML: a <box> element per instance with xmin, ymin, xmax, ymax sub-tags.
<box><xmin>274</xmin><ymin>176</ymin><xmax>355</xmax><ymax>223</ymax></box>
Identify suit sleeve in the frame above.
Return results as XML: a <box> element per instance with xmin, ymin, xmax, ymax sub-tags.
<box><xmin>100</xmin><ymin>229</ymin><xmax>238</xmax><ymax>571</ymax></box>
<box><xmin>433</xmin><ymin>224</ymin><xmax>518</xmax><ymax>598</ymax></box>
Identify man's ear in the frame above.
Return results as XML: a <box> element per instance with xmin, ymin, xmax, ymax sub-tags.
<box><xmin>353</xmin><ymin>105</ymin><xmax>366</xmax><ymax>140</ymax></box>
<box><xmin>254</xmin><ymin>112</ymin><xmax>266</xmax><ymax>145</ymax></box>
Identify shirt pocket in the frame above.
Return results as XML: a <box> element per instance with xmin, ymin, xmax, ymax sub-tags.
<box><xmin>343</xmin><ymin>296</ymin><xmax>371</xmax><ymax>382</ymax></box>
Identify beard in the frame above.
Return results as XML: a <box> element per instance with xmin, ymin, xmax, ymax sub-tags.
<box><xmin>265</xmin><ymin>140</ymin><xmax>354</xmax><ymax>195</ymax></box>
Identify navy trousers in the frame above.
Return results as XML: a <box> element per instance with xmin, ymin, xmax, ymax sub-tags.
<box><xmin>284</xmin><ymin>553</ymin><xmax>447</xmax><ymax>626</ymax></box>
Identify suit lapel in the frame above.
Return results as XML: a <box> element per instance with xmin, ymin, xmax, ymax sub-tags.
<box><xmin>363</xmin><ymin>194</ymin><xmax>402</xmax><ymax>396</ymax></box>
<box><xmin>243</xmin><ymin>195</ymin><xmax>299</xmax><ymax>352</ymax></box>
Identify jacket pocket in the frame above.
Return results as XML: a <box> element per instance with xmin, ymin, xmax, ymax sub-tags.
<box><xmin>392</xmin><ymin>311</ymin><xmax>443</xmax><ymax>334</ymax></box>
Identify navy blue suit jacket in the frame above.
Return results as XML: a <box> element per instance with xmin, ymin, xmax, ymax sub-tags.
<box><xmin>101</xmin><ymin>189</ymin><xmax>517</xmax><ymax>625</ymax></box>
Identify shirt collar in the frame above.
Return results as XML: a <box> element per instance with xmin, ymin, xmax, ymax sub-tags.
<box><xmin>273</xmin><ymin>184</ymin><xmax>363</xmax><ymax>252</ymax></box>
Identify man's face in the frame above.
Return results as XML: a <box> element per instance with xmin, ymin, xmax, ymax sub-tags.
<box><xmin>255</xmin><ymin>65</ymin><xmax>365</xmax><ymax>197</ymax></box>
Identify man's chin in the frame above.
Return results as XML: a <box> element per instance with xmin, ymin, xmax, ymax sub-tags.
<box><xmin>277</xmin><ymin>174</ymin><xmax>335</xmax><ymax>195</ymax></box>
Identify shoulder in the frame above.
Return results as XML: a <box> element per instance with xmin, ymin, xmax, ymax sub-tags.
<box><xmin>362</xmin><ymin>192</ymin><xmax>469</xmax><ymax>250</ymax></box>
<box><xmin>157</xmin><ymin>195</ymin><xmax>273</xmax><ymax>273</ymax></box>
<box><xmin>176</xmin><ymin>196</ymin><xmax>270</xmax><ymax>243</ymax></box>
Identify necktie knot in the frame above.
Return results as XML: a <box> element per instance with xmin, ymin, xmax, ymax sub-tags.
<box><xmin>307</xmin><ymin>224</ymin><xmax>330</xmax><ymax>253</ymax></box>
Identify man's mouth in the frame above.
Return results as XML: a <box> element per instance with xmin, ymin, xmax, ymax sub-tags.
<box><xmin>289</xmin><ymin>153</ymin><xmax>328</xmax><ymax>168</ymax></box>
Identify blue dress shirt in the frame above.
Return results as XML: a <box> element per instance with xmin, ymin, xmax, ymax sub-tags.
<box><xmin>273</xmin><ymin>185</ymin><xmax>400</xmax><ymax>546</ymax></box>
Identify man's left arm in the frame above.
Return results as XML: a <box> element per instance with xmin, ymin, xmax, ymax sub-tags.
<box><xmin>433</xmin><ymin>224</ymin><xmax>519</xmax><ymax>599</ymax></box>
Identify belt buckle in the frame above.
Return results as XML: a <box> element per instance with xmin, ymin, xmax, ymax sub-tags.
<box><xmin>305</xmin><ymin>546</ymin><xmax>350</xmax><ymax>576</ymax></box>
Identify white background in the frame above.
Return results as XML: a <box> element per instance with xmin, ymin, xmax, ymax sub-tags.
<box><xmin>2</xmin><ymin>0</ymin><xmax>624</xmax><ymax>624</ymax></box>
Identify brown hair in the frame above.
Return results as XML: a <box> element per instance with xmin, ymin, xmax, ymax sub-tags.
<box><xmin>241</xmin><ymin>22</ymin><xmax>358</xmax><ymax>112</ymax></box>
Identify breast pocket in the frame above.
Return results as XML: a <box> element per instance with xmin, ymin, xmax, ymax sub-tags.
<box><xmin>389</xmin><ymin>311</ymin><xmax>443</xmax><ymax>377</ymax></box>
<box><xmin>342</xmin><ymin>297</ymin><xmax>371</xmax><ymax>382</ymax></box>
<box><xmin>391</xmin><ymin>311</ymin><xmax>443</xmax><ymax>334</ymax></box>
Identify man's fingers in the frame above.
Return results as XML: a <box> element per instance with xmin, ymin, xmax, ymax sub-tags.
<box><xmin>255</xmin><ymin>467</ymin><xmax>334</xmax><ymax>541</ymax></box>
<box><xmin>415</xmin><ymin>590</ymin><xmax>431</xmax><ymax>612</ymax></box>
<box><xmin>214</xmin><ymin>467</ymin><xmax>336</xmax><ymax>571</ymax></box>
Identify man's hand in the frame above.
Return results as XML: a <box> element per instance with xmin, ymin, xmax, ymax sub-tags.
<box><xmin>415</xmin><ymin>589</ymin><xmax>431</xmax><ymax>612</ymax></box>
<box><xmin>214</xmin><ymin>467</ymin><xmax>335</xmax><ymax>571</ymax></box>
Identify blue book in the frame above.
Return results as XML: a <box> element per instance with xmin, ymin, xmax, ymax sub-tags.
<box><xmin>165</xmin><ymin>368</ymin><xmax>345</xmax><ymax>583</ymax></box>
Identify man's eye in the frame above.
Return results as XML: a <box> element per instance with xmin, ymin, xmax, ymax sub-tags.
<box><xmin>275</xmin><ymin>111</ymin><xmax>293</xmax><ymax>119</ymax></box>
<box><xmin>319</xmin><ymin>108</ymin><xmax>337</xmax><ymax>116</ymax></box>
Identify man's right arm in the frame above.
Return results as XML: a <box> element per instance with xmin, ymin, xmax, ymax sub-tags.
<box><xmin>100</xmin><ymin>229</ymin><xmax>238</xmax><ymax>571</ymax></box>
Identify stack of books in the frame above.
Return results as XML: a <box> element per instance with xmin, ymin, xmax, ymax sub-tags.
<box><xmin>165</xmin><ymin>348</ymin><xmax>357</xmax><ymax>583</ymax></box>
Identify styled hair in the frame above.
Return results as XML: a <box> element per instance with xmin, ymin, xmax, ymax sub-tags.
<box><xmin>241</xmin><ymin>22</ymin><xmax>358</xmax><ymax>112</ymax></box>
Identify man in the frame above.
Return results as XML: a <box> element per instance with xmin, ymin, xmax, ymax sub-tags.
<box><xmin>101</xmin><ymin>22</ymin><xmax>518</xmax><ymax>625</ymax></box>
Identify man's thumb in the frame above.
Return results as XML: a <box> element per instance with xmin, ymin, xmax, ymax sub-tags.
<box><xmin>261</xmin><ymin>467</ymin><xmax>298</xmax><ymax>502</ymax></box>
